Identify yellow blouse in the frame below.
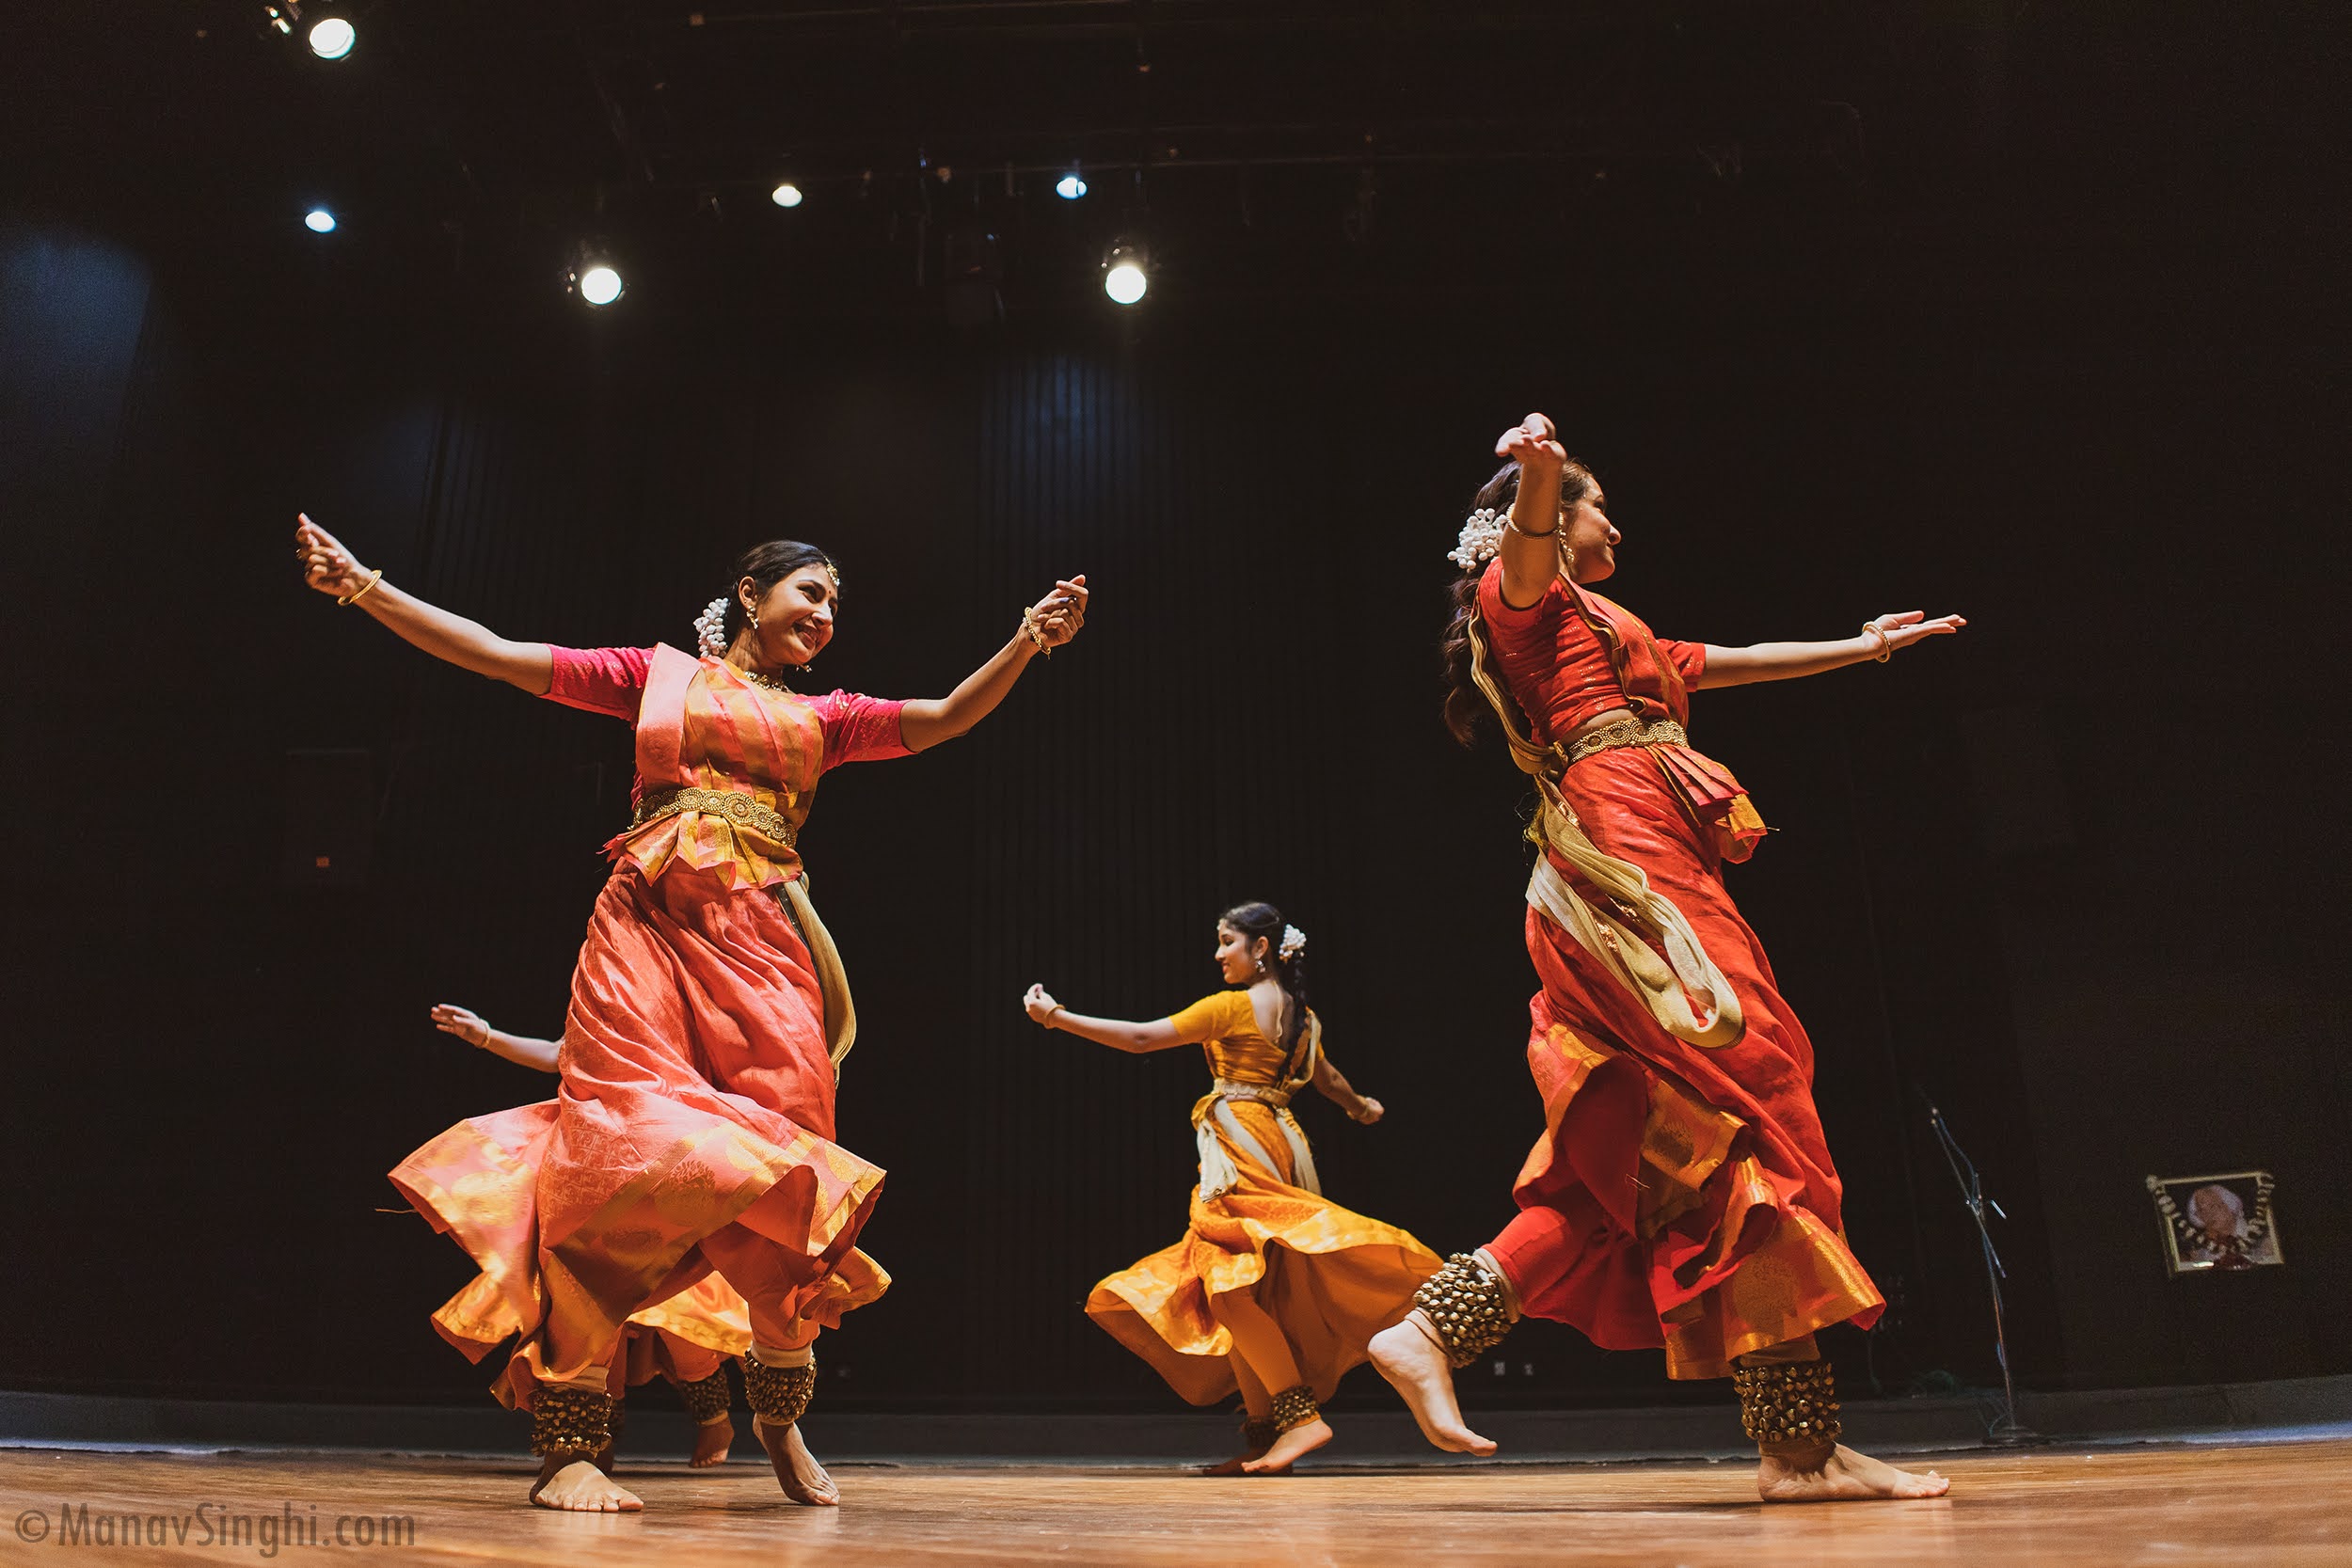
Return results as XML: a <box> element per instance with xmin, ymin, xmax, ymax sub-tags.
<box><xmin>1167</xmin><ymin>990</ymin><xmax>1311</xmax><ymax>1088</ymax></box>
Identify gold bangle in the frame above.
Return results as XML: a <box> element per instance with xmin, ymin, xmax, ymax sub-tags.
<box><xmin>1021</xmin><ymin>606</ymin><xmax>1051</xmax><ymax>658</ymax></box>
<box><xmin>1047</xmin><ymin>1004</ymin><xmax>1065</xmax><ymax>1027</ymax></box>
<box><xmin>1860</xmin><ymin>622</ymin><xmax>1892</xmax><ymax>662</ymax></box>
<box><xmin>340</xmin><ymin>568</ymin><xmax>385</xmax><ymax>608</ymax></box>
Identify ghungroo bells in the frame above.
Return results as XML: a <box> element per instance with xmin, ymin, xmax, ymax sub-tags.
<box><xmin>1268</xmin><ymin>1384</ymin><xmax>1320</xmax><ymax>1433</ymax></box>
<box><xmin>1412</xmin><ymin>1253</ymin><xmax>1515</xmax><ymax>1369</ymax></box>
<box><xmin>677</xmin><ymin>1367</ymin><xmax>733</xmax><ymax>1425</ymax></box>
<box><xmin>1732</xmin><ymin>1359</ymin><xmax>1843</xmax><ymax>1449</ymax></box>
<box><xmin>529</xmin><ymin>1386</ymin><xmax>615</xmax><ymax>1461</ymax></box>
<box><xmin>740</xmin><ymin>1353</ymin><xmax>818</xmax><ymax>1427</ymax></box>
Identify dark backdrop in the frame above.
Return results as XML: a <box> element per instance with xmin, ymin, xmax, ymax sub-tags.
<box><xmin>3</xmin><ymin>2</ymin><xmax>2345</xmax><ymax>1414</ymax></box>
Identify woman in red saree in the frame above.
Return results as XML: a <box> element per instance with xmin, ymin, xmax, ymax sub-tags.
<box><xmin>297</xmin><ymin>517</ymin><xmax>1087</xmax><ymax>1512</ymax></box>
<box><xmin>1368</xmin><ymin>414</ymin><xmax>1961</xmax><ymax>1503</ymax></box>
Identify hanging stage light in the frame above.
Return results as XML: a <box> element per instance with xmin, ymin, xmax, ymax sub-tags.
<box><xmin>770</xmin><ymin>181</ymin><xmax>804</xmax><ymax>209</ymax></box>
<box><xmin>569</xmin><ymin>255</ymin><xmax>625</xmax><ymax>307</ymax></box>
<box><xmin>1056</xmin><ymin>168</ymin><xmax>1088</xmax><ymax>200</ymax></box>
<box><xmin>1102</xmin><ymin>240</ymin><xmax>1149</xmax><ymax>305</ymax></box>
<box><xmin>305</xmin><ymin>208</ymin><xmax>337</xmax><ymax>233</ymax></box>
<box><xmin>307</xmin><ymin>14</ymin><xmax>355</xmax><ymax>59</ymax></box>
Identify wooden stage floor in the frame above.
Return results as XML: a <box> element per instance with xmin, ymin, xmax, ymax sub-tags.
<box><xmin>2</xmin><ymin>1437</ymin><xmax>2345</xmax><ymax>1566</ymax></box>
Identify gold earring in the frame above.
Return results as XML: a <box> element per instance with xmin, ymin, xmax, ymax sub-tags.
<box><xmin>747</xmin><ymin>609</ymin><xmax>760</xmax><ymax>629</ymax></box>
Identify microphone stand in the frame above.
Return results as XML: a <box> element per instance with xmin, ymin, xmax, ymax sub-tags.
<box><xmin>1924</xmin><ymin>1092</ymin><xmax>2037</xmax><ymax>1444</ymax></box>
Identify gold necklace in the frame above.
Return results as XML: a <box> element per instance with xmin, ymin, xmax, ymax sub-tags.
<box><xmin>724</xmin><ymin>659</ymin><xmax>797</xmax><ymax>695</ymax></box>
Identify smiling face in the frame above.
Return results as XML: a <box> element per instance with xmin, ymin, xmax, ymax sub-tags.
<box><xmin>741</xmin><ymin>563</ymin><xmax>837</xmax><ymax>668</ymax></box>
<box><xmin>1214</xmin><ymin>921</ymin><xmax>1269</xmax><ymax>985</ymax></box>
<box><xmin>1561</xmin><ymin>480</ymin><xmax>1621</xmax><ymax>583</ymax></box>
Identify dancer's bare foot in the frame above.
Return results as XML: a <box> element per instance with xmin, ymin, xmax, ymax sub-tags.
<box><xmin>1241</xmin><ymin>1418</ymin><xmax>1330</xmax><ymax>1474</ymax></box>
<box><xmin>1757</xmin><ymin>1443</ymin><xmax>1951</xmax><ymax>1502</ymax></box>
<box><xmin>753</xmin><ymin>1416</ymin><xmax>840</xmax><ymax>1506</ymax></box>
<box><xmin>689</xmin><ymin>1415</ymin><xmax>736</xmax><ymax>1468</ymax></box>
<box><xmin>530</xmin><ymin>1457</ymin><xmax>643</xmax><ymax>1513</ymax></box>
<box><xmin>1201</xmin><ymin>1446</ymin><xmax>1271</xmax><ymax>1477</ymax></box>
<box><xmin>1369</xmin><ymin>1312</ymin><xmax>1497</xmax><ymax>1455</ymax></box>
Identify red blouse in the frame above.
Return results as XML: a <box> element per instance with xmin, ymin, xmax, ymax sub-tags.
<box><xmin>1476</xmin><ymin>562</ymin><xmax>1708</xmax><ymax>743</ymax></box>
<box><xmin>1476</xmin><ymin>564</ymin><xmax>1765</xmax><ymax>863</ymax></box>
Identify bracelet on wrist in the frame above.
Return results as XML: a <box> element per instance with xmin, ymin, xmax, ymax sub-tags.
<box><xmin>1860</xmin><ymin>622</ymin><xmax>1892</xmax><ymax>662</ymax></box>
<box><xmin>339</xmin><ymin>568</ymin><xmax>385</xmax><ymax>608</ymax></box>
<box><xmin>1021</xmin><ymin>606</ymin><xmax>1052</xmax><ymax>659</ymax></box>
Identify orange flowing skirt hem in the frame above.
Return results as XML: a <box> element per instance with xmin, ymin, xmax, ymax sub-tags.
<box><xmin>1087</xmin><ymin>1154</ymin><xmax>1442</xmax><ymax>1405</ymax></box>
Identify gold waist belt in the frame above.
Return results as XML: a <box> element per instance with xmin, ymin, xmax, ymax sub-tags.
<box><xmin>1211</xmin><ymin>1079</ymin><xmax>1295</xmax><ymax>1109</ymax></box>
<box><xmin>632</xmin><ymin>785</ymin><xmax>798</xmax><ymax>847</ymax></box>
<box><xmin>1563</xmin><ymin>717</ymin><xmax>1688</xmax><ymax>768</ymax></box>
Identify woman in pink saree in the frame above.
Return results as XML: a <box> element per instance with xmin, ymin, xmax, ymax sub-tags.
<box><xmin>298</xmin><ymin>517</ymin><xmax>1086</xmax><ymax>1512</ymax></box>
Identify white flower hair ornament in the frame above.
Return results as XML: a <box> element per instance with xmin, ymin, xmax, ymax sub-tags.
<box><xmin>1447</xmin><ymin>507</ymin><xmax>1507</xmax><ymax>571</ymax></box>
<box><xmin>1279</xmin><ymin>925</ymin><xmax>1308</xmax><ymax>962</ymax></box>
<box><xmin>693</xmin><ymin>596</ymin><xmax>731</xmax><ymax>658</ymax></box>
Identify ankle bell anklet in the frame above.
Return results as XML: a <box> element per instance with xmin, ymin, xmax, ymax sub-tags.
<box><xmin>677</xmin><ymin>1367</ymin><xmax>733</xmax><ymax>1425</ymax></box>
<box><xmin>529</xmin><ymin>1386</ymin><xmax>616</xmax><ymax>1461</ymax></box>
<box><xmin>1268</xmin><ymin>1384</ymin><xmax>1320</xmax><ymax>1433</ymax></box>
<box><xmin>1732</xmin><ymin>1358</ymin><xmax>1842</xmax><ymax>1449</ymax></box>
<box><xmin>1412</xmin><ymin>1253</ymin><xmax>1515</xmax><ymax>1369</ymax></box>
<box><xmin>740</xmin><ymin>1352</ymin><xmax>818</xmax><ymax>1428</ymax></box>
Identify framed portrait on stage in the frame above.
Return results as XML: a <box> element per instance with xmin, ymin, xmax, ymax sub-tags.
<box><xmin>2146</xmin><ymin>1171</ymin><xmax>2282</xmax><ymax>1275</ymax></box>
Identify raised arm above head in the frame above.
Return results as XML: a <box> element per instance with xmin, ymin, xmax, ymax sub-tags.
<box><xmin>1492</xmin><ymin>414</ymin><xmax>1569</xmax><ymax>610</ymax></box>
<box><xmin>296</xmin><ymin>515</ymin><xmax>555</xmax><ymax>693</ymax></box>
<box><xmin>1021</xmin><ymin>983</ymin><xmax>1184</xmax><ymax>1053</ymax></box>
<box><xmin>1695</xmin><ymin>610</ymin><xmax>1967</xmax><ymax>689</ymax></box>
<box><xmin>898</xmin><ymin>577</ymin><xmax>1089</xmax><ymax>752</ymax></box>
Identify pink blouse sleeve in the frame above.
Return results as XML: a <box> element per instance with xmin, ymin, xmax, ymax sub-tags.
<box><xmin>1654</xmin><ymin>638</ymin><xmax>1709</xmax><ymax>686</ymax></box>
<box><xmin>543</xmin><ymin>645</ymin><xmax>655</xmax><ymax>720</ymax></box>
<box><xmin>812</xmin><ymin>689</ymin><xmax>914</xmax><ymax>771</ymax></box>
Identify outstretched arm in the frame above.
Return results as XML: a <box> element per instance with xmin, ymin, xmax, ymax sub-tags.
<box><xmin>899</xmin><ymin>578</ymin><xmax>1089</xmax><ymax>752</ymax></box>
<box><xmin>431</xmin><ymin>1004</ymin><xmax>561</xmax><ymax>1073</ymax></box>
<box><xmin>1696</xmin><ymin>610</ymin><xmax>1966</xmax><ymax>689</ymax></box>
<box><xmin>297</xmin><ymin>515</ymin><xmax>554</xmax><ymax>693</ymax></box>
<box><xmin>1311</xmin><ymin>1052</ymin><xmax>1385</xmax><ymax>1124</ymax></box>
<box><xmin>1021</xmin><ymin>984</ymin><xmax>1184</xmax><ymax>1053</ymax></box>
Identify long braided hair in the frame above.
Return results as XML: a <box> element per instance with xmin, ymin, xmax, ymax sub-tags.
<box><xmin>1219</xmin><ymin>899</ymin><xmax>1307</xmax><ymax>1058</ymax></box>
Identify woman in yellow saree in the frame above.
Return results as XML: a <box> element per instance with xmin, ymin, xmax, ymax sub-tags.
<box><xmin>1024</xmin><ymin>902</ymin><xmax>1440</xmax><ymax>1474</ymax></box>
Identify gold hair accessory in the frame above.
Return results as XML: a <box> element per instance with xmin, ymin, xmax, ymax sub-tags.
<box><xmin>338</xmin><ymin>568</ymin><xmax>384</xmax><ymax>607</ymax></box>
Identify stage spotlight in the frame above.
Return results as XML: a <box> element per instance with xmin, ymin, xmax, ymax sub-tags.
<box><xmin>1102</xmin><ymin>241</ymin><xmax>1149</xmax><ymax>305</ymax></box>
<box><xmin>771</xmin><ymin>181</ymin><xmax>804</xmax><ymax>209</ymax></box>
<box><xmin>1056</xmin><ymin>169</ymin><xmax>1088</xmax><ymax>200</ymax></box>
<box><xmin>307</xmin><ymin>15</ymin><xmax>355</xmax><ymax>58</ymax></box>
<box><xmin>305</xmin><ymin>208</ymin><xmax>337</xmax><ymax>233</ymax></box>
<box><xmin>571</xmin><ymin>261</ymin><xmax>625</xmax><ymax>307</ymax></box>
